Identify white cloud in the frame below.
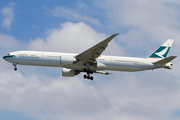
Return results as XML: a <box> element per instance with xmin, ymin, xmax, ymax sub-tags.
<box><xmin>27</xmin><ymin>22</ymin><xmax>123</xmax><ymax>56</ymax></box>
<box><xmin>0</xmin><ymin>2</ymin><xmax>16</xmax><ymax>30</ymax></box>
<box><xmin>0</xmin><ymin>33</ymin><xmax>22</xmax><ymax>54</ymax></box>
<box><xmin>1</xmin><ymin>54</ymin><xmax>180</xmax><ymax>120</ymax></box>
<box><xmin>45</xmin><ymin>5</ymin><xmax>101</xmax><ymax>26</ymax></box>
<box><xmin>97</xmin><ymin>0</ymin><xmax>180</xmax><ymax>57</ymax></box>
<box><xmin>96</xmin><ymin>70</ymin><xmax>180</xmax><ymax>120</ymax></box>
<box><xmin>0</xmin><ymin>66</ymin><xmax>110</xmax><ymax>120</ymax></box>
<box><xmin>98</xmin><ymin>0</ymin><xmax>179</xmax><ymax>29</ymax></box>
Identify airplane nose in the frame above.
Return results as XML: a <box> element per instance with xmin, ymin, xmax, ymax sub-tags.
<box><xmin>3</xmin><ymin>55</ymin><xmax>14</xmax><ymax>61</ymax></box>
<box><xmin>3</xmin><ymin>56</ymin><xmax>6</xmax><ymax>60</ymax></box>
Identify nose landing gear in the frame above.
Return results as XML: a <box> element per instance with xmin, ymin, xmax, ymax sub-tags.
<box><xmin>13</xmin><ymin>63</ymin><xmax>17</xmax><ymax>71</ymax></box>
<box><xmin>83</xmin><ymin>68</ymin><xmax>94</xmax><ymax>80</ymax></box>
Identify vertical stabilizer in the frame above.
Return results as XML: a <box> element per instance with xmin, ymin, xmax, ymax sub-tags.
<box><xmin>148</xmin><ymin>39</ymin><xmax>174</xmax><ymax>58</ymax></box>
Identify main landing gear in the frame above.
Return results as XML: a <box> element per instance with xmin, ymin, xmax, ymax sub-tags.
<box><xmin>13</xmin><ymin>63</ymin><xmax>17</xmax><ymax>71</ymax></box>
<box><xmin>83</xmin><ymin>68</ymin><xmax>94</xmax><ymax>80</ymax></box>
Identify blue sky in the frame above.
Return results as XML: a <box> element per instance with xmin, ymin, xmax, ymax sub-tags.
<box><xmin>0</xmin><ymin>0</ymin><xmax>180</xmax><ymax>120</ymax></box>
<box><xmin>0</xmin><ymin>0</ymin><xmax>111</xmax><ymax>40</ymax></box>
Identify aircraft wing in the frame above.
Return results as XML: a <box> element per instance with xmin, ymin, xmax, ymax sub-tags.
<box><xmin>76</xmin><ymin>33</ymin><xmax>119</xmax><ymax>60</ymax></box>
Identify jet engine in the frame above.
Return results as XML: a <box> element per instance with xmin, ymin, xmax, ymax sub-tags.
<box><xmin>62</xmin><ymin>68</ymin><xmax>79</xmax><ymax>77</ymax></box>
<box><xmin>97</xmin><ymin>62</ymin><xmax>106</xmax><ymax>70</ymax></box>
<box><xmin>60</xmin><ymin>55</ymin><xmax>77</xmax><ymax>65</ymax></box>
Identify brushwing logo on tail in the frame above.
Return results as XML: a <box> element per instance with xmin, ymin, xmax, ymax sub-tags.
<box><xmin>149</xmin><ymin>39</ymin><xmax>173</xmax><ymax>58</ymax></box>
<box><xmin>155</xmin><ymin>45</ymin><xmax>170</xmax><ymax>58</ymax></box>
<box><xmin>149</xmin><ymin>46</ymin><xmax>170</xmax><ymax>58</ymax></box>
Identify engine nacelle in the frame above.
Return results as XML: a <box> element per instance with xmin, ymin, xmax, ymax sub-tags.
<box><xmin>97</xmin><ymin>62</ymin><xmax>106</xmax><ymax>70</ymax></box>
<box><xmin>60</xmin><ymin>55</ymin><xmax>76</xmax><ymax>65</ymax></box>
<box><xmin>62</xmin><ymin>68</ymin><xmax>79</xmax><ymax>77</ymax></box>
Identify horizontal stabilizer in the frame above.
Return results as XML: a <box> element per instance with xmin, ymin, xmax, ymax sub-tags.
<box><xmin>153</xmin><ymin>56</ymin><xmax>177</xmax><ymax>65</ymax></box>
<box><xmin>164</xmin><ymin>67</ymin><xmax>172</xmax><ymax>69</ymax></box>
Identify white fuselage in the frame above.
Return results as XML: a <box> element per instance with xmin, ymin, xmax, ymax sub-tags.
<box><xmin>3</xmin><ymin>51</ymin><xmax>167</xmax><ymax>72</ymax></box>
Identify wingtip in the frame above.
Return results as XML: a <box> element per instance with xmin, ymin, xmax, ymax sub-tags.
<box><xmin>114</xmin><ymin>33</ymin><xmax>120</xmax><ymax>36</ymax></box>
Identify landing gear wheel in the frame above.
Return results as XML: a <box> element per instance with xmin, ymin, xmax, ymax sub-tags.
<box><xmin>83</xmin><ymin>68</ymin><xmax>94</xmax><ymax>80</ymax></box>
<box><xmin>90</xmin><ymin>70</ymin><xmax>93</xmax><ymax>74</ymax></box>
<box><xmin>83</xmin><ymin>68</ymin><xmax>93</xmax><ymax>74</ymax></box>
<box><xmin>13</xmin><ymin>63</ymin><xmax>17</xmax><ymax>71</ymax></box>
<box><xmin>83</xmin><ymin>75</ymin><xmax>94</xmax><ymax>80</ymax></box>
<box><xmin>84</xmin><ymin>75</ymin><xmax>87</xmax><ymax>79</ymax></box>
<box><xmin>83</xmin><ymin>68</ymin><xmax>87</xmax><ymax>72</ymax></box>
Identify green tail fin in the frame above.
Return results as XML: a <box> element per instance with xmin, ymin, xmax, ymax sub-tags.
<box><xmin>148</xmin><ymin>39</ymin><xmax>174</xmax><ymax>58</ymax></box>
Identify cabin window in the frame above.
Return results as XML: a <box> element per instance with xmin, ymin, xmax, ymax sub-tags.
<box><xmin>47</xmin><ymin>56</ymin><xmax>59</xmax><ymax>58</ymax></box>
<box><xmin>115</xmin><ymin>60</ymin><xmax>122</xmax><ymax>62</ymax></box>
<box><xmin>115</xmin><ymin>60</ymin><xmax>138</xmax><ymax>63</ymax></box>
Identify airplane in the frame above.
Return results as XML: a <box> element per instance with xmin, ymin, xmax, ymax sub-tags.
<box><xmin>3</xmin><ymin>33</ymin><xmax>177</xmax><ymax>80</ymax></box>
